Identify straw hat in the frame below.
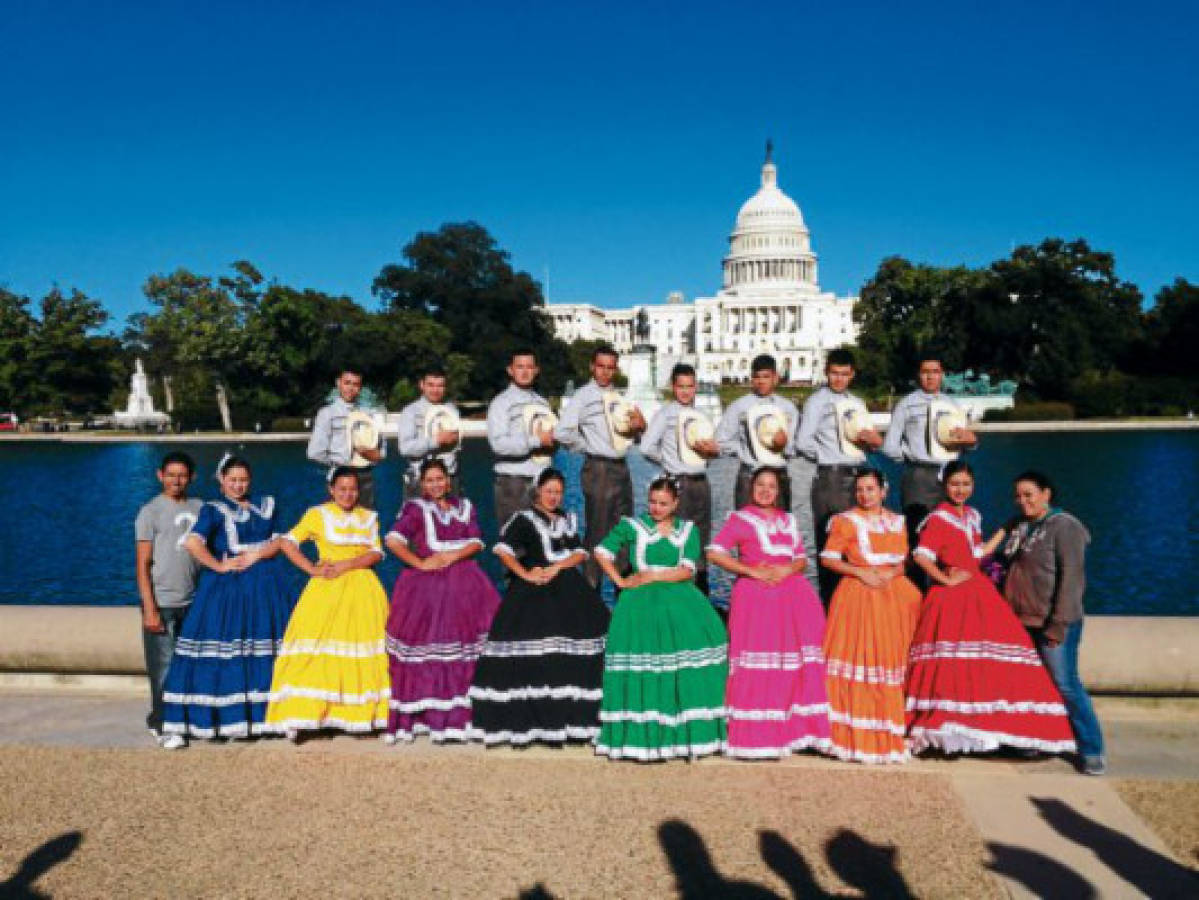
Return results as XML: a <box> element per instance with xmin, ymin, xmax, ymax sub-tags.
<box><xmin>602</xmin><ymin>390</ymin><xmax>636</xmax><ymax>454</ymax></box>
<box><xmin>928</xmin><ymin>399</ymin><xmax>969</xmax><ymax>462</ymax></box>
<box><xmin>423</xmin><ymin>404</ymin><xmax>461</xmax><ymax>450</ymax></box>
<box><xmin>834</xmin><ymin>396</ymin><xmax>872</xmax><ymax>462</ymax></box>
<box><xmin>677</xmin><ymin>408</ymin><xmax>715</xmax><ymax>468</ymax></box>
<box><xmin>746</xmin><ymin>403</ymin><xmax>789</xmax><ymax>467</ymax></box>
<box><xmin>346</xmin><ymin>410</ymin><xmax>380</xmax><ymax>467</ymax></box>
<box><xmin>522</xmin><ymin>402</ymin><xmax>559</xmax><ymax>464</ymax></box>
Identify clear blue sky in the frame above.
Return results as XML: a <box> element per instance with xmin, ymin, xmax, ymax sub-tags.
<box><xmin>2</xmin><ymin>0</ymin><xmax>1196</xmax><ymax>325</ymax></box>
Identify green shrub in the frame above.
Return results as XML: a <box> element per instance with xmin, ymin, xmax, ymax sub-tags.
<box><xmin>983</xmin><ymin>402</ymin><xmax>1075</xmax><ymax>422</ymax></box>
<box><xmin>270</xmin><ymin>417</ymin><xmax>310</xmax><ymax>432</ymax></box>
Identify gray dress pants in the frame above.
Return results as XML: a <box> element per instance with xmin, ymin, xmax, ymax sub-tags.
<box><xmin>675</xmin><ymin>473</ymin><xmax>712</xmax><ymax>595</ymax></box>
<box><xmin>811</xmin><ymin>465</ymin><xmax>861</xmax><ymax>606</ymax></box>
<box><xmin>493</xmin><ymin>473</ymin><xmax>534</xmax><ymax>533</ymax></box>
<box><xmin>582</xmin><ymin>456</ymin><xmax>634</xmax><ymax>588</ymax></box>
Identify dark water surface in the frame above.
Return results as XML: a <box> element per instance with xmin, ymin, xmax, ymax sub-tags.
<box><xmin>0</xmin><ymin>431</ymin><xmax>1195</xmax><ymax>614</ymax></box>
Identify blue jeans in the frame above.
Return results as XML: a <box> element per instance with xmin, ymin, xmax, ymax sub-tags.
<box><xmin>143</xmin><ymin>605</ymin><xmax>189</xmax><ymax>732</ymax></box>
<box><xmin>1030</xmin><ymin>620</ymin><xmax>1105</xmax><ymax>758</ymax></box>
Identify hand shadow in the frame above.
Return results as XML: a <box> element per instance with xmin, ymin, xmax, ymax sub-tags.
<box><xmin>0</xmin><ymin>831</ymin><xmax>83</xmax><ymax>900</ymax></box>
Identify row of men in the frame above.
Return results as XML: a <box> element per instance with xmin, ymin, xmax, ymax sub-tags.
<box><xmin>306</xmin><ymin>346</ymin><xmax>978</xmax><ymax>599</ymax></box>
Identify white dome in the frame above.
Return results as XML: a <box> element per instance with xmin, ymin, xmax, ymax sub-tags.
<box><xmin>734</xmin><ymin>161</ymin><xmax>806</xmax><ymax>231</ymax></box>
<box><xmin>722</xmin><ymin>146</ymin><xmax>818</xmax><ymax>291</ymax></box>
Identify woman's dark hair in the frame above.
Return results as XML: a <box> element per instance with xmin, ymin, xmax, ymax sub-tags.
<box><xmin>419</xmin><ymin>457</ymin><xmax>449</xmax><ymax>479</ymax></box>
<box><xmin>327</xmin><ymin>465</ymin><xmax>360</xmax><ymax>487</ymax></box>
<box><xmin>159</xmin><ymin>451</ymin><xmax>195</xmax><ymax>475</ymax></box>
<box><xmin>648</xmin><ymin>475</ymin><xmax>680</xmax><ymax>499</ymax></box>
<box><xmin>940</xmin><ymin>460</ymin><xmax>975</xmax><ymax>483</ymax></box>
<box><xmin>748</xmin><ymin>466</ymin><xmax>784</xmax><ymax>508</ymax></box>
<box><xmin>217</xmin><ymin>454</ymin><xmax>251</xmax><ymax>477</ymax></box>
<box><xmin>535</xmin><ymin>467</ymin><xmax>566</xmax><ymax>490</ymax></box>
<box><xmin>853</xmin><ymin>467</ymin><xmax>887</xmax><ymax>490</ymax></box>
<box><xmin>1014</xmin><ymin>469</ymin><xmax>1055</xmax><ymax>500</ymax></box>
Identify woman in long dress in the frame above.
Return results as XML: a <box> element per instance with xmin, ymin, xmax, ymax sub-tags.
<box><xmin>266</xmin><ymin>467</ymin><xmax>391</xmax><ymax>738</ymax></box>
<box><xmin>707</xmin><ymin>467</ymin><xmax>831</xmax><ymax>759</ymax></box>
<box><xmin>469</xmin><ymin>468</ymin><xmax>611</xmax><ymax>746</ymax></box>
<box><xmin>905</xmin><ymin>461</ymin><xmax>1076</xmax><ymax>756</ymax></box>
<box><xmin>383</xmin><ymin>459</ymin><xmax>501</xmax><ymax>743</ymax></box>
<box><xmin>162</xmin><ymin>454</ymin><xmax>295</xmax><ymax>741</ymax></box>
<box><xmin>820</xmin><ymin>469</ymin><xmax>922</xmax><ymax>763</ymax></box>
<box><xmin>593</xmin><ymin>476</ymin><xmax>728</xmax><ymax>761</ymax></box>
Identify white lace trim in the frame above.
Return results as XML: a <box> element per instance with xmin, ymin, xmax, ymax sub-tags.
<box><xmin>909</xmin><ymin>641</ymin><xmax>1043</xmax><ymax>666</ymax></box>
<box><xmin>268</xmin><ymin>686</ymin><xmax>391</xmax><ymax>705</ymax></box>
<box><xmin>834</xmin><ymin>509</ymin><xmax>906</xmax><ymax>566</ymax></box>
<box><xmin>201</xmin><ymin>497</ymin><xmax>275</xmax><ymax>554</ymax></box>
<box><xmin>599</xmin><ymin>707</ymin><xmax>727</xmax><ymax>726</ymax></box>
<box><xmin>468</xmin><ymin>685</ymin><xmax>603</xmax><ymax>702</ymax></box>
<box><xmin>908</xmin><ymin>723</ymin><xmax>1076</xmax><ymax>755</ymax></box>
<box><xmin>723</xmin><ymin>736</ymin><xmax>834</xmax><ymax>759</ymax></box>
<box><xmin>726</xmin><ymin>702</ymin><xmax>829</xmax><ymax>721</ymax></box>
<box><xmin>912</xmin><ymin>547</ymin><xmax>936</xmax><ymax>561</ymax></box>
<box><xmin>389</xmin><ymin>724</ymin><xmax>482</xmax><ymax>743</ymax></box>
<box><xmin>825</xmin><ymin>658</ymin><xmax>906</xmax><ymax>686</ymax></box>
<box><xmin>174</xmin><ymin>638</ymin><xmax>282</xmax><ymax>659</ymax></box>
<box><xmin>317</xmin><ymin>505</ymin><xmax>380</xmax><ymax>548</ymax></box>
<box><xmin>388</xmin><ymin>695</ymin><xmax>471</xmax><ymax>712</ymax></box>
<box><xmin>732</xmin><ymin>648</ymin><xmax>825</xmax><ymax>671</ymax></box>
<box><xmin>261</xmin><ymin>717</ymin><xmax>387</xmax><ymax>734</ymax></box>
<box><xmin>626</xmin><ymin>516</ymin><xmax>692</xmax><ymax>572</ymax></box>
<box><xmin>605</xmin><ymin>646</ymin><xmax>727</xmax><ymax>673</ymax></box>
<box><xmin>481</xmin><ymin>636</ymin><xmax>606</xmax><ymax>658</ymax></box>
<box><xmin>278</xmin><ymin>639</ymin><xmax>386</xmax><ymax>659</ymax></box>
<box><xmin>161</xmin><ymin>720</ymin><xmax>272</xmax><ymax>738</ymax></box>
<box><xmin>826</xmin><ymin>744</ymin><xmax>909</xmax><ymax>764</ymax></box>
<box><xmin>732</xmin><ymin>509</ymin><xmax>802</xmax><ymax>559</ymax></box>
<box><xmin>828</xmin><ymin>709</ymin><xmax>907</xmax><ymax>736</ymax></box>
<box><xmin>596</xmin><ymin>739</ymin><xmax>727</xmax><ymax>761</ymax></box>
<box><xmin>477</xmin><ymin>726</ymin><xmax>599</xmax><ymax>745</ymax></box>
<box><xmin>905</xmin><ymin>697</ymin><xmax>1068</xmax><ymax>715</ymax></box>
<box><xmin>163</xmin><ymin>690</ymin><xmax>272</xmax><ymax>706</ymax></box>
<box><xmin>385</xmin><ymin>636</ymin><xmax>487</xmax><ymax>662</ymax></box>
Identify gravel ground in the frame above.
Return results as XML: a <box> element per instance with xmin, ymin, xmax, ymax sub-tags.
<box><xmin>0</xmin><ymin>745</ymin><xmax>1002</xmax><ymax>899</ymax></box>
<box><xmin>1114</xmin><ymin>779</ymin><xmax>1199</xmax><ymax>869</ymax></box>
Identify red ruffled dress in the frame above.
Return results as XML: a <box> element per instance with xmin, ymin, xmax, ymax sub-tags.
<box><xmin>904</xmin><ymin>503</ymin><xmax>1076</xmax><ymax>755</ymax></box>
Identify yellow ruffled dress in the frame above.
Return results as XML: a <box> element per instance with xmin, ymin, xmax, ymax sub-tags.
<box><xmin>266</xmin><ymin>504</ymin><xmax>391</xmax><ymax>734</ymax></box>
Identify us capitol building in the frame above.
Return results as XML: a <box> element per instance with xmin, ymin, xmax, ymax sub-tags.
<box><xmin>545</xmin><ymin>146</ymin><xmax>859</xmax><ymax>386</ymax></box>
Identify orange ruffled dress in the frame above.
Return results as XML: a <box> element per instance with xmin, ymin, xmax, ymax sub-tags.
<box><xmin>821</xmin><ymin>509</ymin><xmax>921</xmax><ymax>763</ymax></box>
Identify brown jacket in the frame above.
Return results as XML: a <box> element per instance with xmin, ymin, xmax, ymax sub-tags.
<box><xmin>1002</xmin><ymin>511</ymin><xmax>1090</xmax><ymax>644</ymax></box>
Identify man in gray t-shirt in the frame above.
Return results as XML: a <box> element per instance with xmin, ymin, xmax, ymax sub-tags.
<box><xmin>135</xmin><ymin>452</ymin><xmax>202</xmax><ymax>747</ymax></box>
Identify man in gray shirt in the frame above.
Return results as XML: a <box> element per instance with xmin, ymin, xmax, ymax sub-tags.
<box><xmin>715</xmin><ymin>354</ymin><xmax>799</xmax><ymax>510</ymax></box>
<box><xmin>642</xmin><ymin>363</ymin><xmax>720</xmax><ymax>593</ymax></box>
<box><xmin>487</xmin><ymin>348</ymin><xmax>557</xmax><ymax>530</ymax></box>
<box><xmin>555</xmin><ymin>345</ymin><xmax>646</xmax><ymax>587</ymax></box>
<box><xmin>135</xmin><ymin>451</ymin><xmax>203</xmax><ymax>749</ymax></box>
<box><xmin>797</xmin><ymin>348</ymin><xmax>882</xmax><ymax>603</ymax></box>
<box><xmin>307</xmin><ymin>367</ymin><xmax>386</xmax><ymax>508</ymax></box>
<box><xmin>397</xmin><ymin>363</ymin><xmax>462</xmax><ymax>499</ymax></box>
<box><xmin>881</xmin><ymin>352</ymin><xmax>977</xmax><ymax>540</ymax></box>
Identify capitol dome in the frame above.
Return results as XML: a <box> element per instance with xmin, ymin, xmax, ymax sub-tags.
<box><xmin>723</xmin><ymin>143</ymin><xmax>818</xmax><ymax>291</ymax></box>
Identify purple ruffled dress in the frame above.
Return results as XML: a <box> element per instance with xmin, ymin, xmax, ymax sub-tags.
<box><xmin>385</xmin><ymin>498</ymin><xmax>501</xmax><ymax>741</ymax></box>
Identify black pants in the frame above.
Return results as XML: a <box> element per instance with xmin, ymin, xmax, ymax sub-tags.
<box><xmin>811</xmin><ymin>466</ymin><xmax>860</xmax><ymax>606</ymax></box>
<box><xmin>582</xmin><ymin>456</ymin><xmax>634</xmax><ymax>588</ymax></box>
<box><xmin>734</xmin><ymin>464</ymin><xmax>792</xmax><ymax>513</ymax></box>
<box><xmin>493</xmin><ymin>473</ymin><xmax>533</xmax><ymax>534</ymax></box>
<box><xmin>675</xmin><ymin>473</ymin><xmax>712</xmax><ymax>596</ymax></box>
<box><xmin>901</xmin><ymin>464</ymin><xmax>944</xmax><ymax>587</ymax></box>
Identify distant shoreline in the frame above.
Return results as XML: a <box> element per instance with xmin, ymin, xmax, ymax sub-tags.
<box><xmin>1</xmin><ymin>417</ymin><xmax>1196</xmax><ymax>442</ymax></box>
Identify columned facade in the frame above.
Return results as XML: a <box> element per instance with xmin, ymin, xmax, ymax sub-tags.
<box><xmin>545</xmin><ymin>147</ymin><xmax>858</xmax><ymax>386</ymax></box>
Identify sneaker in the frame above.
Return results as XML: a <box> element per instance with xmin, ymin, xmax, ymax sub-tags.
<box><xmin>380</xmin><ymin>733</ymin><xmax>397</xmax><ymax>746</ymax></box>
<box><xmin>1083</xmin><ymin>755</ymin><xmax>1107</xmax><ymax>776</ymax></box>
<box><xmin>285</xmin><ymin>729</ymin><xmax>300</xmax><ymax>743</ymax></box>
<box><xmin>158</xmin><ymin>733</ymin><xmax>186</xmax><ymax>751</ymax></box>
<box><xmin>147</xmin><ymin>726</ymin><xmax>161</xmax><ymax>741</ymax></box>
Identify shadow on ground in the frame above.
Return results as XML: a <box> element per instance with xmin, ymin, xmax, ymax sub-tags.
<box><xmin>986</xmin><ymin>797</ymin><xmax>1199</xmax><ymax>899</ymax></box>
<box><xmin>0</xmin><ymin>831</ymin><xmax>83</xmax><ymax>900</ymax></box>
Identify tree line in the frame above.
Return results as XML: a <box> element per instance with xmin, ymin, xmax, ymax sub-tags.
<box><xmin>853</xmin><ymin>238</ymin><xmax>1197</xmax><ymax>417</ymax></box>
<box><xmin>1</xmin><ymin>229</ymin><xmax>1195</xmax><ymax>426</ymax></box>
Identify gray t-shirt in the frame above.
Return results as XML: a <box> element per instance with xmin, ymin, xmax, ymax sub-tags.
<box><xmin>134</xmin><ymin>495</ymin><xmax>204</xmax><ymax>608</ymax></box>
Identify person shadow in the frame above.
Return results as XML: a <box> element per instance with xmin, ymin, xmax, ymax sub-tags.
<box><xmin>0</xmin><ymin>831</ymin><xmax>83</xmax><ymax>900</ymax></box>
<box><xmin>656</xmin><ymin>819</ymin><xmax>914</xmax><ymax>898</ymax></box>
<box><xmin>1031</xmin><ymin>797</ymin><xmax>1197</xmax><ymax>898</ymax></box>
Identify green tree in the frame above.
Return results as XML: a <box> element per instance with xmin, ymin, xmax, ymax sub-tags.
<box><xmin>26</xmin><ymin>288</ymin><xmax>122</xmax><ymax>416</ymax></box>
<box><xmin>372</xmin><ymin>222</ymin><xmax>563</xmax><ymax>397</ymax></box>
<box><xmin>1143</xmin><ymin>278</ymin><xmax>1199</xmax><ymax>377</ymax></box>
<box><xmin>128</xmin><ymin>264</ymin><xmax>263</xmax><ymax>430</ymax></box>
<box><xmin>0</xmin><ymin>289</ymin><xmax>35</xmax><ymax>412</ymax></box>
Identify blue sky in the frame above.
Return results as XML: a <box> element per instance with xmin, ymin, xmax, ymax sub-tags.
<box><xmin>2</xmin><ymin>1</ymin><xmax>1196</xmax><ymax>325</ymax></box>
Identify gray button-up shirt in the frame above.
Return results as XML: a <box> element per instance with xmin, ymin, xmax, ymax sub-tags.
<box><xmin>554</xmin><ymin>379</ymin><xmax>626</xmax><ymax>460</ymax></box>
<box><xmin>715</xmin><ymin>393</ymin><xmax>800</xmax><ymax>468</ymax></box>
<box><xmin>881</xmin><ymin>390</ymin><xmax>965</xmax><ymax>464</ymax></box>
<box><xmin>796</xmin><ymin>386</ymin><xmax>871</xmax><ymax>466</ymax></box>
<box><xmin>397</xmin><ymin>396</ymin><xmax>460</xmax><ymax>477</ymax></box>
<box><xmin>487</xmin><ymin>384</ymin><xmax>553</xmax><ymax>477</ymax></box>
<box><xmin>641</xmin><ymin>401</ymin><xmax>707</xmax><ymax>476</ymax></box>
<box><xmin>307</xmin><ymin>397</ymin><xmax>386</xmax><ymax>469</ymax></box>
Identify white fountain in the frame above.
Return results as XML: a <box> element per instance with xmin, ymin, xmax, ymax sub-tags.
<box><xmin>113</xmin><ymin>359</ymin><xmax>170</xmax><ymax>431</ymax></box>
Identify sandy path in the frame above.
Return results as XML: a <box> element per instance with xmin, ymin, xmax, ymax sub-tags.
<box><xmin>0</xmin><ymin>745</ymin><xmax>999</xmax><ymax>898</ymax></box>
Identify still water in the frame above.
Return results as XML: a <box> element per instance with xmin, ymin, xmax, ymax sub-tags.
<box><xmin>0</xmin><ymin>431</ymin><xmax>1195</xmax><ymax>614</ymax></box>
